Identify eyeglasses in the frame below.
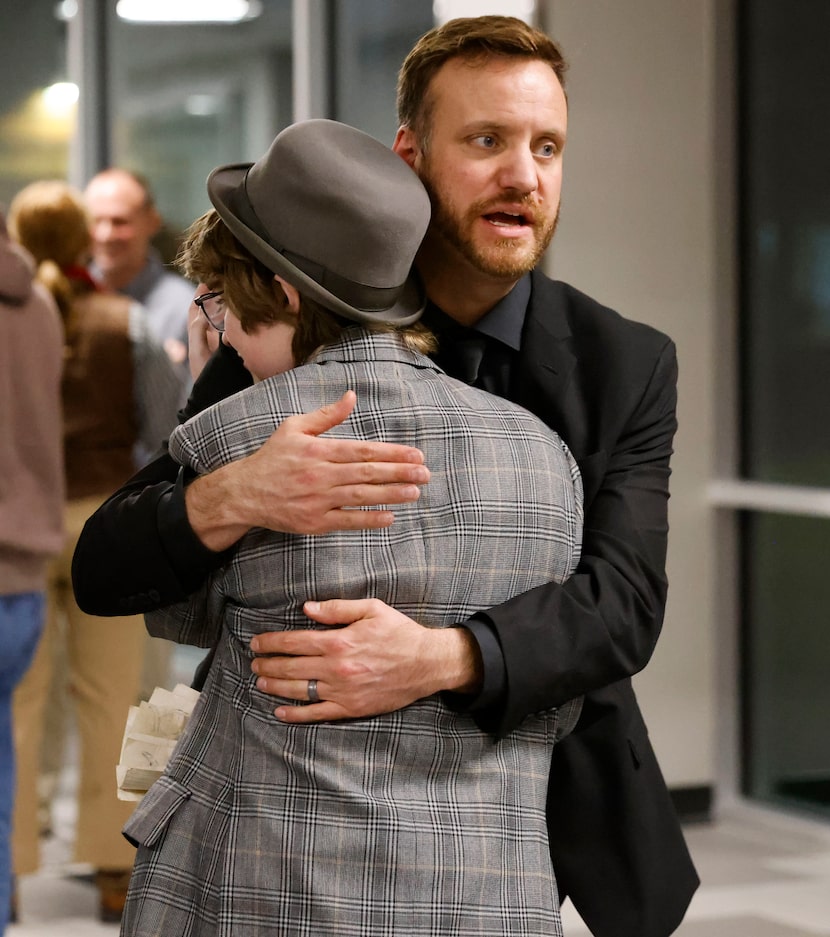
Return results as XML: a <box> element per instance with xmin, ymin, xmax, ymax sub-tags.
<box><xmin>194</xmin><ymin>290</ymin><xmax>226</xmax><ymax>333</ymax></box>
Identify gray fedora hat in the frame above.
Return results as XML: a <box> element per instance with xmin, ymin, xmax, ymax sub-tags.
<box><xmin>207</xmin><ymin>119</ymin><xmax>430</xmax><ymax>326</ymax></box>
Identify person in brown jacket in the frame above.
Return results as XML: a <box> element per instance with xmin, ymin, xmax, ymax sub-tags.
<box><xmin>0</xmin><ymin>208</ymin><xmax>64</xmax><ymax>935</ymax></box>
<box><xmin>6</xmin><ymin>182</ymin><xmax>180</xmax><ymax>923</ymax></box>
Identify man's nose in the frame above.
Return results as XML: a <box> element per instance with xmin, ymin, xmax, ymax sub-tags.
<box><xmin>93</xmin><ymin>220</ymin><xmax>115</xmax><ymax>241</ymax></box>
<box><xmin>496</xmin><ymin>147</ymin><xmax>539</xmax><ymax>195</ymax></box>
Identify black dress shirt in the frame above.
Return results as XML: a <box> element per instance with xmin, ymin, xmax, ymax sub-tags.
<box><xmin>424</xmin><ymin>273</ymin><xmax>528</xmax><ymax>396</ymax></box>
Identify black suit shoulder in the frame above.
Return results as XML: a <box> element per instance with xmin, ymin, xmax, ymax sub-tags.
<box><xmin>521</xmin><ymin>272</ymin><xmax>678</xmax><ymax>466</ymax></box>
<box><xmin>530</xmin><ymin>272</ymin><xmax>675</xmax><ymax>362</ymax></box>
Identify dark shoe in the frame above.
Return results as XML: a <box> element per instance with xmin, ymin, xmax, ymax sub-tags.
<box><xmin>95</xmin><ymin>868</ymin><xmax>132</xmax><ymax>923</ymax></box>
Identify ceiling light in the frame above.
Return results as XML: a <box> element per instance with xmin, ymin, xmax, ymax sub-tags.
<box><xmin>41</xmin><ymin>82</ymin><xmax>80</xmax><ymax>117</ymax></box>
<box><xmin>116</xmin><ymin>0</ymin><xmax>261</xmax><ymax>24</ymax></box>
<box><xmin>55</xmin><ymin>0</ymin><xmax>78</xmax><ymax>21</ymax></box>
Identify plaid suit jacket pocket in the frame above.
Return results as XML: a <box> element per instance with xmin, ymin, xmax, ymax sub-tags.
<box><xmin>123</xmin><ymin>775</ymin><xmax>191</xmax><ymax>848</ymax></box>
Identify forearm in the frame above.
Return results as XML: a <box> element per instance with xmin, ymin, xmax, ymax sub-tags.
<box><xmin>460</xmin><ymin>340</ymin><xmax>678</xmax><ymax>736</ymax></box>
<box><xmin>441</xmin><ymin>617</ymin><xmax>505</xmax><ymax>713</ymax></box>
<box><xmin>71</xmin><ymin>346</ymin><xmax>250</xmax><ymax>616</ymax></box>
<box><xmin>430</xmin><ymin>624</ymin><xmax>483</xmax><ymax>696</ymax></box>
<box><xmin>471</xmin><ymin>442</ymin><xmax>674</xmax><ymax>733</ymax></box>
<box><xmin>184</xmin><ymin>460</ymin><xmax>257</xmax><ymax>552</ymax></box>
<box><xmin>455</xmin><ymin>529</ymin><xmax>668</xmax><ymax>738</ymax></box>
<box><xmin>71</xmin><ymin>453</ymin><xmax>230</xmax><ymax>615</ymax></box>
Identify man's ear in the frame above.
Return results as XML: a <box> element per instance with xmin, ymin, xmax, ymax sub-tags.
<box><xmin>273</xmin><ymin>275</ymin><xmax>301</xmax><ymax>315</ymax></box>
<box><xmin>393</xmin><ymin>126</ymin><xmax>420</xmax><ymax>170</ymax></box>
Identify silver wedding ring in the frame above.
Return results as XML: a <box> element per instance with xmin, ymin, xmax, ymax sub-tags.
<box><xmin>307</xmin><ymin>679</ymin><xmax>320</xmax><ymax>703</ymax></box>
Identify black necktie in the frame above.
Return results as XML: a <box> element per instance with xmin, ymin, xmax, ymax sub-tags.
<box><xmin>450</xmin><ymin>331</ymin><xmax>488</xmax><ymax>386</ymax></box>
<box><xmin>426</xmin><ymin>305</ymin><xmax>513</xmax><ymax>395</ymax></box>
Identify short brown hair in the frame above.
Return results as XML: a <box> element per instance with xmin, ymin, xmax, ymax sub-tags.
<box><xmin>177</xmin><ymin>210</ymin><xmax>434</xmax><ymax>364</ymax></box>
<box><xmin>397</xmin><ymin>16</ymin><xmax>568</xmax><ymax>145</ymax></box>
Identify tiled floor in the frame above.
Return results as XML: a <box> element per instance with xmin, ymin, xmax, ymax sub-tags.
<box><xmin>9</xmin><ymin>799</ymin><xmax>830</xmax><ymax>936</ymax></box>
<box><xmin>561</xmin><ymin>804</ymin><xmax>830</xmax><ymax>937</ymax></box>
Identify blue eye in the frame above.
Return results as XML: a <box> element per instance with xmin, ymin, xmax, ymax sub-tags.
<box><xmin>473</xmin><ymin>135</ymin><xmax>497</xmax><ymax>148</ymax></box>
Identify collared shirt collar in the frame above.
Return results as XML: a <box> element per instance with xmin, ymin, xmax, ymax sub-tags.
<box><xmin>471</xmin><ymin>273</ymin><xmax>530</xmax><ymax>351</ymax></box>
<box><xmin>424</xmin><ymin>274</ymin><xmax>530</xmax><ymax>351</ymax></box>
<box><xmin>88</xmin><ymin>249</ymin><xmax>163</xmax><ymax>303</ymax></box>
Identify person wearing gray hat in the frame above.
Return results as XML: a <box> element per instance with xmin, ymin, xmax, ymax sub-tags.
<box><xmin>175</xmin><ymin>118</ymin><xmax>433</xmax><ymax>386</ymax></box>
<box><xmin>206</xmin><ymin>118</ymin><xmax>429</xmax><ymax>328</ymax></box>
<box><xmin>118</xmin><ymin>118</ymin><xmax>583</xmax><ymax>935</ymax></box>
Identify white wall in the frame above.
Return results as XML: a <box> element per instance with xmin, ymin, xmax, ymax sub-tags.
<box><xmin>541</xmin><ymin>0</ymin><xmax>727</xmax><ymax>790</ymax></box>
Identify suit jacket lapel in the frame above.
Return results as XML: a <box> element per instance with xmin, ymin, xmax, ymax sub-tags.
<box><xmin>516</xmin><ymin>272</ymin><xmax>578</xmax><ymax>443</ymax></box>
<box><xmin>517</xmin><ymin>273</ymin><xmax>607</xmax><ymax>504</ymax></box>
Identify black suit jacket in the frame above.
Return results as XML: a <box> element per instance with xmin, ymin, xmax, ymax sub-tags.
<box><xmin>73</xmin><ymin>272</ymin><xmax>698</xmax><ymax>937</ymax></box>
<box><xmin>478</xmin><ymin>272</ymin><xmax>698</xmax><ymax>936</ymax></box>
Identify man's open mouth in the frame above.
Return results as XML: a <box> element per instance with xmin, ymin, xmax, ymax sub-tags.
<box><xmin>484</xmin><ymin>211</ymin><xmax>530</xmax><ymax>227</ymax></box>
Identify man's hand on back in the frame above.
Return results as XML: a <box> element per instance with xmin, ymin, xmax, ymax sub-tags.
<box><xmin>185</xmin><ymin>390</ymin><xmax>430</xmax><ymax>552</ymax></box>
<box><xmin>249</xmin><ymin>598</ymin><xmax>484</xmax><ymax>723</ymax></box>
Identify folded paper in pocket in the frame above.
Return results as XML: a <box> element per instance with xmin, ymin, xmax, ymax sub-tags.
<box><xmin>116</xmin><ymin>683</ymin><xmax>200</xmax><ymax>801</ymax></box>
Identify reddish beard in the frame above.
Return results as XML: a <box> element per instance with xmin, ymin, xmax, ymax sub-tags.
<box><xmin>421</xmin><ymin>173</ymin><xmax>559</xmax><ymax>279</ymax></box>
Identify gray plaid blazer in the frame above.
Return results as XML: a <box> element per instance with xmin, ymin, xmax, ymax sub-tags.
<box><xmin>123</xmin><ymin>330</ymin><xmax>583</xmax><ymax>937</ymax></box>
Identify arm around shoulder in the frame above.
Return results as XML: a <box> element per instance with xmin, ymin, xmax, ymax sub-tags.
<box><xmin>71</xmin><ymin>343</ymin><xmax>251</xmax><ymax>616</ymax></box>
<box><xmin>71</xmin><ymin>450</ymin><xmax>232</xmax><ymax>615</ymax></box>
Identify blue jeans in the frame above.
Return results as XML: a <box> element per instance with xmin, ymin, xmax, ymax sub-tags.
<box><xmin>0</xmin><ymin>593</ymin><xmax>45</xmax><ymax>935</ymax></box>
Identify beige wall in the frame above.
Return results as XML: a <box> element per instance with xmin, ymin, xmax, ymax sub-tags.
<box><xmin>541</xmin><ymin>0</ymin><xmax>731</xmax><ymax>789</ymax></box>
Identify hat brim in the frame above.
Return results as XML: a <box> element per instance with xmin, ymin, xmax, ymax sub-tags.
<box><xmin>207</xmin><ymin>163</ymin><xmax>426</xmax><ymax>327</ymax></box>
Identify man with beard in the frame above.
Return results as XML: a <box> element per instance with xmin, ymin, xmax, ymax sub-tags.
<box><xmin>73</xmin><ymin>16</ymin><xmax>698</xmax><ymax>937</ymax></box>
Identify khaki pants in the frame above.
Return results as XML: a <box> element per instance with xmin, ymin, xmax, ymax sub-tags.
<box><xmin>12</xmin><ymin>495</ymin><xmax>148</xmax><ymax>874</ymax></box>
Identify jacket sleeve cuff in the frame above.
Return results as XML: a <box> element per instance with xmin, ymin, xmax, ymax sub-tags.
<box><xmin>441</xmin><ymin>615</ymin><xmax>506</xmax><ymax>716</ymax></box>
<box><xmin>157</xmin><ymin>466</ymin><xmax>233</xmax><ymax>592</ymax></box>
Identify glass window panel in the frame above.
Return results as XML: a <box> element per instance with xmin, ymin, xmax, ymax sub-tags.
<box><xmin>0</xmin><ymin>0</ymin><xmax>73</xmax><ymax>208</ymax></box>
<box><xmin>740</xmin><ymin>4</ymin><xmax>830</xmax><ymax>486</ymax></box>
<box><xmin>109</xmin><ymin>0</ymin><xmax>293</xmax><ymax>253</ymax></box>
<box><xmin>331</xmin><ymin>0</ymin><xmax>434</xmax><ymax>145</ymax></box>
<box><xmin>743</xmin><ymin>512</ymin><xmax>830</xmax><ymax>819</ymax></box>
